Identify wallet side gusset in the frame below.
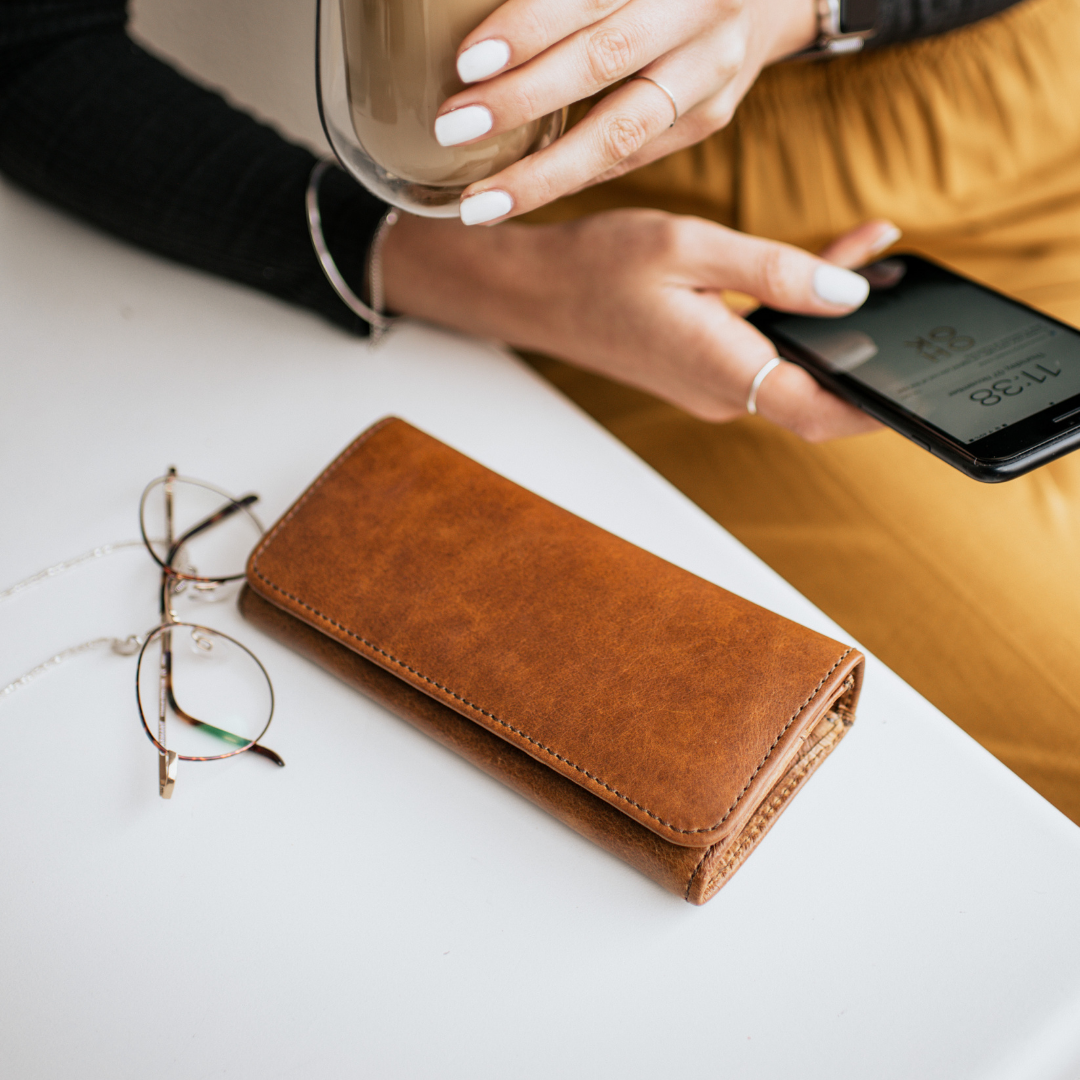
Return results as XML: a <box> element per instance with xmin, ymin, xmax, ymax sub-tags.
<box><xmin>689</xmin><ymin>665</ymin><xmax>862</xmax><ymax>904</ymax></box>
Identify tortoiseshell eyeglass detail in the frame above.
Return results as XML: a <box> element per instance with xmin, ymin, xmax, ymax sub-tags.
<box><xmin>135</xmin><ymin>468</ymin><xmax>282</xmax><ymax>798</ymax></box>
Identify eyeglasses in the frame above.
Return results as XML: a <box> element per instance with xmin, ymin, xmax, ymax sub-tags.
<box><xmin>1</xmin><ymin>468</ymin><xmax>283</xmax><ymax>799</ymax></box>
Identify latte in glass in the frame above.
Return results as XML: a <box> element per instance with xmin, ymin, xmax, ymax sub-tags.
<box><xmin>341</xmin><ymin>0</ymin><xmax>540</xmax><ymax>188</ymax></box>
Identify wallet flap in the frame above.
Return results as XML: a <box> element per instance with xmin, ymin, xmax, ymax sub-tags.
<box><xmin>247</xmin><ymin>418</ymin><xmax>862</xmax><ymax>848</ymax></box>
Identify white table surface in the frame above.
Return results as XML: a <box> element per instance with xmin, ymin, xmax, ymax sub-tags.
<box><xmin>3</xmin><ymin>179</ymin><xmax>1080</xmax><ymax>1080</ymax></box>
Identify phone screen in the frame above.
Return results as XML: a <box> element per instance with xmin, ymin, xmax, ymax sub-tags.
<box><xmin>766</xmin><ymin>260</ymin><xmax>1080</xmax><ymax>445</ymax></box>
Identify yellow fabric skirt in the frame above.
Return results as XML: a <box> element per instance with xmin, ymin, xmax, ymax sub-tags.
<box><xmin>526</xmin><ymin>0</ymin><xmax>1080</xmax><ymax>822</ymax></box>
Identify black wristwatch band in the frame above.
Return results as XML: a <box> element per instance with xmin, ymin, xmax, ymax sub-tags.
<box><xmin>840</xmin><ymin>0</ymin><xmax>881</xmax><ymax>33</ymax></box>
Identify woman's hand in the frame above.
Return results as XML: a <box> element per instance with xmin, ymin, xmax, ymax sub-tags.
<box><xmin>433</xmin><ymin>0</ymin><xmax>819</xmax><ymax>225</ymax></box>
<box><xmin>382</xmin><ymin>211</ymin><xmax>899</xmax><ymax>441</ymax></box>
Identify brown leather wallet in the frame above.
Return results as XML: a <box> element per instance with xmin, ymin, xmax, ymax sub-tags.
<box><xmin>241</xmin><ymin>417</ymin><xmax>864</xmax><ymax>904</ymax></box>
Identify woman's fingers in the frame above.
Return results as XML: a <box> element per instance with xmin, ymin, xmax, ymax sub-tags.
<box><xmin>819</xmin><ymin>219</ymin><xmax>903</xmax><ymax>268</ymax></box>
<box><xmin>653</xmin><ymin>288</ymin><xmax>880</xmax><ymax>439</ymax></box>
<box><xmin>457</xmin><ymin>81</ymin><xmax>690</xmax><ymax>222</ymax></box>
<box><xmin>676</xmin><ymin>221</ymin><xmax>890</xmax><ymax>438</ymax></box>
<box><xmin>437</xmin><ymin>0</ymin><xmax>756</xmax><ymax>220</ymax></box>
<box><xmin>743</xmin><ymin>220</ymin><xmax>899</xmax><ymax>439</ymax></box>
<box><xmin>683</xmin><ymin>224</ymin><xmax>872</xmax><ymax>314</ymax></box>
<box><xmin>753</xmin><ymin>360</ymin><xmax>883</xmax><ymax>440</ymax></box>
<box><xmin>454</xmin><ymin>0</ymin><xmax>633</xmax><ymax>83</ymax></box>
<box><xmin>438</xmin><ymin>0</ymin><xmax>703</xmax><ymax>149</ymax></box>
<box><xmin>580</xmin><ymin>95</ymin><xmax>741</xmax><ymax>189</ymax></box>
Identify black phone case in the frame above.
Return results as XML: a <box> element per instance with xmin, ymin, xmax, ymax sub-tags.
<box><xmin>749</xmin><ymin>255</ymin><xmax>1080</xmax><ymax>483</ymax></box>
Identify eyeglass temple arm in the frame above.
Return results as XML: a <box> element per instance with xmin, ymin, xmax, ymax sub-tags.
<box><xmin>165</xmin><ymin>493</ymin><xmax>259</xmax><ymax>566</ymax></box>
<box><xmin>245</xmin><ymin>742</ymin><xmax>285</xmax><ymax>766</ymax></box>
<box><xmin>164</xmin><ymin>683</ymin><xmax>285</xmax><ymax>767</ymax></box>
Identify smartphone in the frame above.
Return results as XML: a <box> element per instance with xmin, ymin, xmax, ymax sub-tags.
<box><xmin>748</xmin><ymin>254</ymin><xmax>1080</xmax><ymax>481</ymax></box>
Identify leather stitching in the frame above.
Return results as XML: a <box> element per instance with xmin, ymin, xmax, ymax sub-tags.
<box><xmin>250</xmin><ymin>420</ymin><xmax>854</xmax><ymax>838</ymax></box>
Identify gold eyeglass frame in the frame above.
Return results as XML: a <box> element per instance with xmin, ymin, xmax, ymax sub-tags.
<box><xmin>135</xmin><ymin>468</ymin><xmax>283</xmax><ymax>798</ymax></box>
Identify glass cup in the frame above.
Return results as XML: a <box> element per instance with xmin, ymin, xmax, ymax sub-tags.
<box><xmin>316</xmin><ymin>0</ymin><xmax>566</xmax><ymax>216</ymax></box>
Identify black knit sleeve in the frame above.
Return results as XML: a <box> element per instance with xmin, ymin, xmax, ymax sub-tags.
<box><xmin>869</xmin><ymin>0</ymin><xmax>1023</xmax><ymax>48</ymax></box>
<box><xmin>0</xmin><ymin>2</ymin><xmax>386</xmax><ymax>335</ymax></box>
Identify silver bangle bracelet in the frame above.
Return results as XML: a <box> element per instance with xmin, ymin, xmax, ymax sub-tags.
<box><xmin>306</xmin><ymin>158</ymin><xmax>400</xmax><ymax>344</ymax></box>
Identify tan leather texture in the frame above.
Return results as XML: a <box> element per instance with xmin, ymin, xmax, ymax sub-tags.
<box><xmin>243</xmin><ymin>418</ymin><xmax>864</xmax><ymax>902</ymax></box>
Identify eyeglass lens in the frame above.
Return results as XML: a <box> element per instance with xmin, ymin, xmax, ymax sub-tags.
<box><xmin>136</xmin><ymin>624</ymin><xmax>274</xmax><ymax>761</ymax></box>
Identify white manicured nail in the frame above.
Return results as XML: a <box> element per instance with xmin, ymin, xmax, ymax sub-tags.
<box><xmin>457</xmin><ymin>39</ymin><xmax>511</xmax><ymax>83</ymax></box>
<box><xmin>869</xmin><ymin>225</ymin><xmax>902</xmax><ymax>256</ymax></box>
<box><xmin>460</xmin><ymin>190</ymin><xmax>513</xmax><ymax>226</ymax></box>
<box><xmin>434</xmin><ymin>105</ymin><xmax>493</xmax><ymax>147</ymax></box>
<box><xmin>814</xmin><ymin>264</ymin><xmax>870</xmax><ymax>308</ymax></box>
